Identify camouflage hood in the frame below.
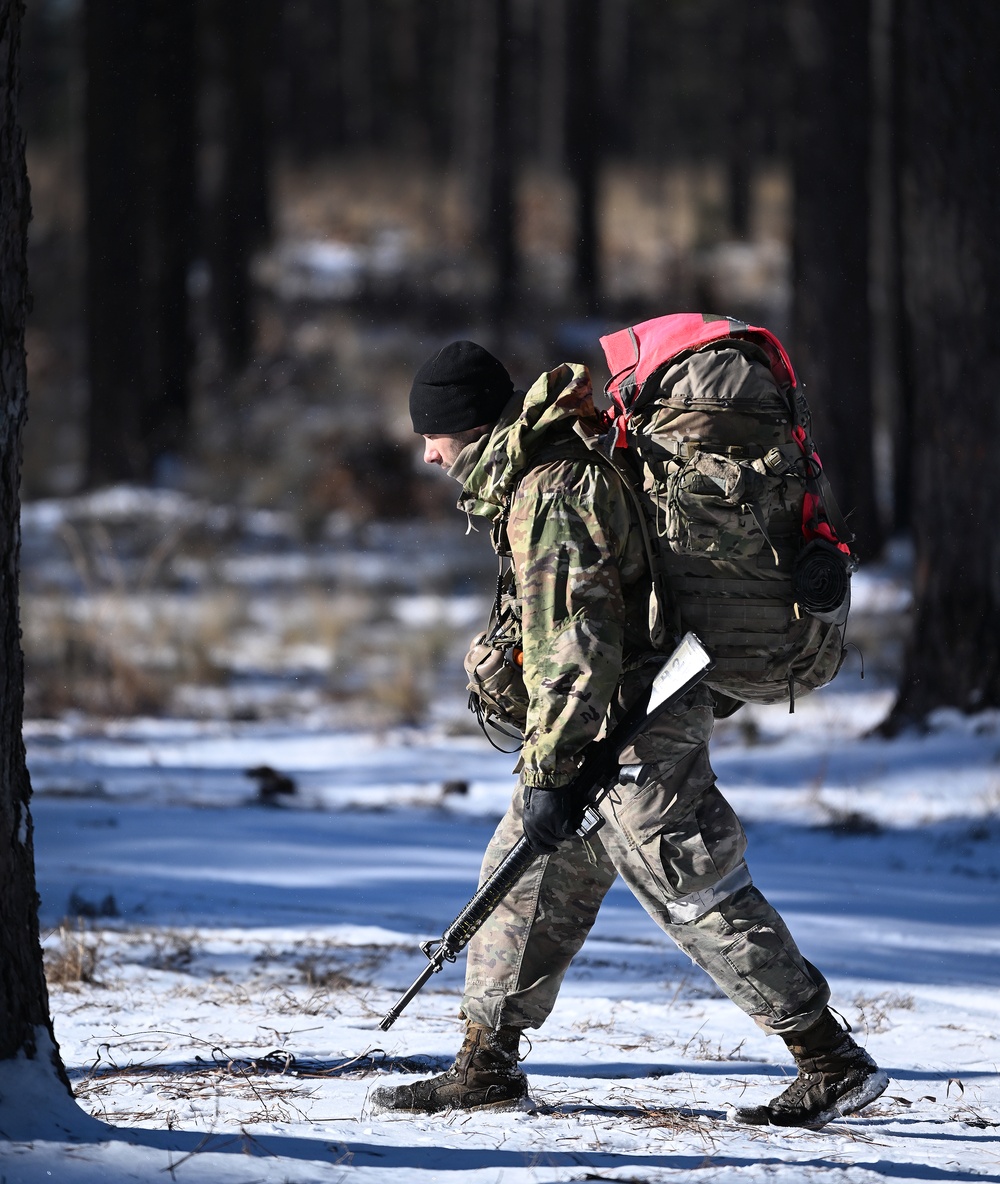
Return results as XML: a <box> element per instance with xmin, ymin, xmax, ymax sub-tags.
<box><xmin>454</xmin><ymin>363</ymin><xmax>607</xmax><ymax>520</ymax></box>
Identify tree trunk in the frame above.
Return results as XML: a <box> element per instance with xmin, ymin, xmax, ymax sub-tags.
<box><xmin>340</xmin><ymin>0</ymin><xmax>373</xmax><ymax>148</ymax></box>
<box><xmin>415</xmin><ymin>0</ymin><xmax>460</xmax><ymax>163</ymax></box>
<box><xmin>537</xmin><ymin>0</ymin><xmax>567</xmax><ymax>166</ymax></box>
<box><xmin>0</xmin><ymin>0</ymin><xmax>69</xmax><ymax>1085</ymax></box>
<box><xmin>724</xmin><ymin>3</ymin><xmax>752</xmax><ymax>240</ymax></box>
<box><xmin>887</xmin><ymin>0</ymin><xmax>914</xmax><ymax>534</ymax></box>
<box><xmin>204</xmin><ymin>0</ymin><xmax>275</xmax><ymax>373</ymax></box>
<box><xmin>84</xmin><ymin>0</ymin><xmax>197</xmax><ymax>486</ymax></box>
<box><xmin>566</xmin><ymin>0</ymin><xmax>601</xmax><ymax>312</ymax></box>
<box><xmin>789</xmin><ymin>0</ymin><xmax>882</xmax><ymax>560</ymax></box>
<box><xmin>141</xmin><ymin>0</ymin><xmax>197</xmax><ymax>467</ymax></box>
<box><xmin>83</xmin><ymin>0</ymin><xmax>147</xmax><ymax>484</ymax></box>
<box><xmin>881</xmin><ymin>1</ymin><xmax>1000</xmax><ymax>730</ymax></box>
<box><xmin>457</xmin><ymin>0</ymin><xmax>516</xmax><ymax>323</ymax></box>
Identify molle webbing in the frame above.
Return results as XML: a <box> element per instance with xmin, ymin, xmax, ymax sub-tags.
<box><xmin>668</xmin><ymin>573</ymin><xmax>795</xmax><ymax>681</ymax></box>
<box><xmin>668</xmin><ymin>575</ymin><xmax>793</xmax><ymax>599</ymax></box>
<box><xmin>656</xmin><ymin>440</ymin><xmax>774</xmax><ymax>461</ymax></box>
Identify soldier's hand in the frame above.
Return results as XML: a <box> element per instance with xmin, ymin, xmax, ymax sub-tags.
<box><xmin>521</xmin><ymin>784</ymin><xmax>585</xmax><ymax>854</ymax></box>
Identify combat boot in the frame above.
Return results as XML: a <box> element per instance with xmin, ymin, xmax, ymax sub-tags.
<box><xmin>370</xmin><ymin>1023</ymin><xmax>528</xmax><ymax>1113</ymax></box>
<box><xmin>729</xmin><ymin>1010</ymin><xmax>889</xmax><ymax>1129</ymax></box>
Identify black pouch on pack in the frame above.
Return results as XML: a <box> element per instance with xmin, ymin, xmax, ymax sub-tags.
<box><xmin>793</xmin><ymin>538</ymin><xmax>851</xmax><ymax>626</ymax></box>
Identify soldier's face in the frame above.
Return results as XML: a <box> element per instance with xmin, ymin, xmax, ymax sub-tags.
<box><xmin>422</xmin><ymin>434</ymin><xmax>470</xmax><ymax>468</ymax></box>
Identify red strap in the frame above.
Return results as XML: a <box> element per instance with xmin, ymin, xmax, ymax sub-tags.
<box><xmin>795</xmin><ymin>433</ymin><xmax>850</xmax><ymax>554</ymax></box>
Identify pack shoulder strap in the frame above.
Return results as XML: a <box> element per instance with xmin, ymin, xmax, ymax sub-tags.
<box><xmin>498</xmin><ymin>431</ymin><xmax>679</xmax><ymax>651</ymax></box>
<box><xmin>584</xmin><ymin>444</ymin><xmax>679</xmax><ymax>650</ymax></box>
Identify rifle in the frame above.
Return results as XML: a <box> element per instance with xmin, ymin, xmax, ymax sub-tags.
<box><xmin>378</xmin><ymin>631</ymin><xmax>713</xmax><ymax>1031</ymax></box>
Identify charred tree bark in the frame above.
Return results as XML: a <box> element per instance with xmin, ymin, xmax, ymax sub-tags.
<box><xmin>882</xmin><ymin>2</ymin><xmax>1000</xmax><ymax>730</ymax></box>
<box><xmin>0</xmin><ymin>0</ymin><xmax>69</xmax><ymax>1084</ymax></box>
<box><xmin>789</xmin><ymin>0</ymin><xmax>882</xmax><ymax>560</ymax></box>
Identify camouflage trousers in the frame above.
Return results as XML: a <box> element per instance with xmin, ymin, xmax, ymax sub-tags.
<box><xmin>462</xmin><ymin>684</ymin><xmax>830</xmax><ymax>1037</ymax></box>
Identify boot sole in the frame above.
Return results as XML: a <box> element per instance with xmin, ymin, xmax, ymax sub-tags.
<box><xmin>728</xmin><ymin>1069</ymin><xmax>890</xmax><ymax>1130</ymax></box>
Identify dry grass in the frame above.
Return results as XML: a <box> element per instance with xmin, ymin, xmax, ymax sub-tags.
<box><xmin>276</xmin><ymin>157</ymin><xmax>792</xmax><ymax>304</ymax></box>
<box><xmin>44</xmin><ymin>920</ymin><xmax>108</xmax><ymax>988</ymax></box>
<box><xmin>853</xmin><ymin>990</ymin><xmax>915</xmax><ymax>1035</ymax></box>
<box><xmin>73</xmin><ymin>1040</ymin><xmax>322</xmax><ymax>1128</ymax></box>
<box><xmin>296</xmin><ymin>958</ymin><xmax>359</xmax><ymax>992</ymax></box>
<box><xmin>22</xmin><ymin>588</ymin><xmax>238</xmax><ymax>717</ymax></box>
<box><xmin>358</xmin><ymin>622</ymin><xmax>454</xmax><ymax>726</ymax></box>
<box><xmin>22</xmin><ymin>578</ymin><xmax>461</xmax><ymax>724</ymax></box>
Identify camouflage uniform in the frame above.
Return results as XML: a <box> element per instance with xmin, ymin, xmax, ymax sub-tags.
<box><xmin>450</xmin><ymin>364</ymin><xmax>830</xmax><ymax>1037</ymax></box>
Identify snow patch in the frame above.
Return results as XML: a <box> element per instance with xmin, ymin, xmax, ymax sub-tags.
<box><xmin>0</xmin><ymin>1029</ymin><xmax>102</xmax><ymax>1142</ymax></box>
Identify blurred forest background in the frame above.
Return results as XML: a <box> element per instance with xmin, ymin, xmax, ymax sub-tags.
<box><xmin>13</xmin><ymin>0</ymin><xmax>998</xmax><ymax>728</ymax></box>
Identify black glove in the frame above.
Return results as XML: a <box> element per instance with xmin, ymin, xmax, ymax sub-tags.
<box><xmin>522</xmin><ymin>784</ymin><xmax>586</xmax><ymax>854</ymax></box>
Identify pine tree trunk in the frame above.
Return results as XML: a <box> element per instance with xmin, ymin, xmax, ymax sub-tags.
<box><xmin>882</xmin><ymin>1</ymin><xmax>1000</xmax><ymax>730</ymax></box>
<box><xmin>487</xmin><ymin>0</ymin><xmax>515</xmax><ymax>322</ymax></box>
<box><xmin>84</xmin><ymin>0</ymin><xmax>197</xmax><ymax>485</ymax></box>
<box><xmin>789</xmin><ymin>0</ymin><xmax>882</xmax><ymax>560</ymax></box>
<box><xmin>724</xmin><ymin>4</ymin><xmax>753</xmax><ymax>240</ymax></box>
<box><xmin>83</xmin><ymin>0</ymin><xmax>147</xmax><ymax>484</ymax></box>
<box><xmin>205</xmin><ymin>0</ymin><xmax>275</xmax><ymax>373</ymax></box>
<box><xmin>566</xmin><ymin>0</ymin><xmax>601</xmax><ymax>312</ymax></box>
<box><xmin>457</xmin><ymin>0</ymin><xmax>516</xmax><ymax>322</ymax></box>
<box><xmin>538</xmin><ymin>0</ymin><xmax>567</xmax><ymax>165</ymax></box>
<box><xmin>340</xmin><ymin>0</ymin><xmax>373</xmax><ymax>147</ymax></box>
<box><xmin>887</xmin><ymin>0</ymin><xmax>914</xmax><ymax>534</ymax></box>
<box><xmin>0</xmin><ymin>0</ymin><xmax>69</xmax><ymax>1084</ymax></box>
<box><xmin>141</xmin><ymin>0</ymin><xmax>197</xmax><ymax>465</ymax></box>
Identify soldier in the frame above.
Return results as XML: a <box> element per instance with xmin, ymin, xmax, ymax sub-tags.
<box><xmin>372</xmin><ymin>340</ymin><xmax>888</xmax><ymax>1127</ymax></box>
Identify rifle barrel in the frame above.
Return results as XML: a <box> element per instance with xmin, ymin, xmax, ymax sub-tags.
<box><xmin>378</xmin><ymin>632</ymin><xmax>712</xmax><ymax>1030</ymax></box>
<box><xmin>378</xmin><ymin>840</ymin><xmax>538</xmax><ymax>1031</ymax></box>
<box><xmin>379</xmin><ymin>958</ymin><xmax>442</xmax><ymax>1031</ymax></box>
<box><xmin>442</xmin><ymin>838</ymin><xmax>538</xmax><ymax>952</ymax></box>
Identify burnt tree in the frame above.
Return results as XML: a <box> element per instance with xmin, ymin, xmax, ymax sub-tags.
<box><xmin>882</xmin><ymin>2</ymin><xmax>1000</xmax><ymax>729</ymax></box>
<box><xmin>789</xmin><ymin>0</ymin><xmax>882</xmax><ymax>559</ymax></box>
<box><xmin>0</xmin><ymin>0</ymin><xmax>70</xmax><ymax>1086</ymax></box>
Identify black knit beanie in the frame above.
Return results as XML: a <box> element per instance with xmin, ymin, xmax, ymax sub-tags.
<box><xmin>409</xmin><ymin>341</ymin><xmax>514</xmax><ymax>434</ymax></box>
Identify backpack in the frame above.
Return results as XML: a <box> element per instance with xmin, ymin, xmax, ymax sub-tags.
<box><xmin>598</xmin><ymin>312</ymin><xmax>855</xmax><ymax>710</ymax></box>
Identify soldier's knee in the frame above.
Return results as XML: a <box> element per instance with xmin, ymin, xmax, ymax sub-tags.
<box><xmin>664</xmin><ymin>861</ymin><xmax>753</xmax><ymax>924</ymax></box>
<box><xmin>678</xmin><ymin>885</ymin><xmax>827</xmax><ymax>1023</ymax></box>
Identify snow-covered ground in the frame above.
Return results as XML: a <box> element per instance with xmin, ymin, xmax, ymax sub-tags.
<box><xmin>3</xmin><ymin>676</ymin><xmax>1000</xmax><ymax>1183</ymax></box>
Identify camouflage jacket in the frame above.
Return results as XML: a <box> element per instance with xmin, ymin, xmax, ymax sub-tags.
<box><xmin>451</xmin><ymin>364</ymin><xmax>651</xmax><ymax>788</ymax></box>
